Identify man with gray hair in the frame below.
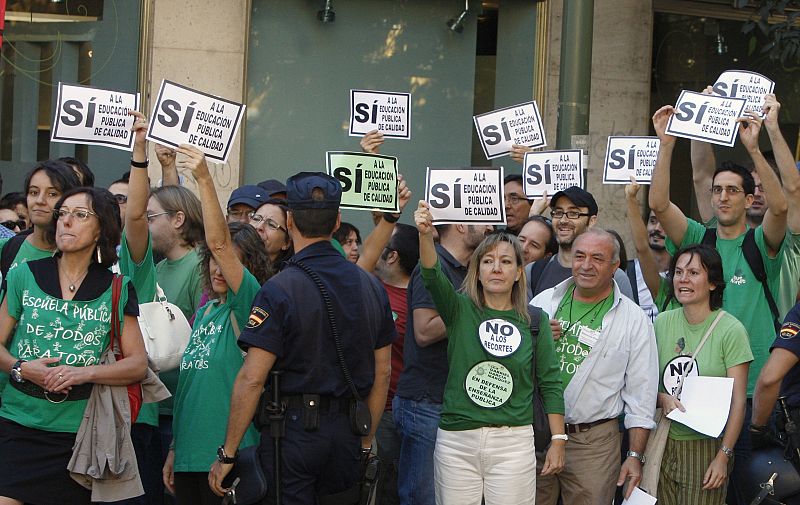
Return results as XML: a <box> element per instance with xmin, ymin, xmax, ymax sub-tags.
<box><xmin>531</xmin><ymin>229</ymin><xmax>658</xmax><ymax>505</ymax></box>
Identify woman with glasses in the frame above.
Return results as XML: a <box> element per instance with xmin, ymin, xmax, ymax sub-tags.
<box><xmin>0</xmin><ymin>187</ymin><xmax>148</xmax><ymax>505</ymax></box>
<box><xmin>162</xmin><ymin>144</ymin><xmax>270</xmax><ymax>505</ymax></box>
<box><xmin>249</xmin><ymin>198</ymin><xmax>293</xmax><ymax>267</ymax></box>
<box><xmin>414</xmin><ymin>200</ymin><xmax>565</xmax><ymax>505</ymax></box>
<box><xmin>0</xmin><ymin>161</ymin><xmax>81</xmax><ymax>290</ymax></box>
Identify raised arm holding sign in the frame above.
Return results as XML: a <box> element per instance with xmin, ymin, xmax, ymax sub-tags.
<box><xmin>665</xmin><ymin>91</ymin><xmax>747</xmax><ymax>147</ymax></box>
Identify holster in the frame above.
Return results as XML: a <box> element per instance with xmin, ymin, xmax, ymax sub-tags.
<box><xmin>350</xmin><ymin>399</ymin><xmax>371</xmax><ymax>436</ymax></box>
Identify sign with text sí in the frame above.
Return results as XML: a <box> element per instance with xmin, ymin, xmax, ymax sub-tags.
<box><xmin>349</xmin><ymin>89</ymin><xmax>411</xmax><ymax>139</ymax></box>
<box><xmin>713</xmin><ymin>70</ymin><xmax>775</xmax><ymax>115</ymax></box>
<box><xmin>146</xmin><ymin>80</ymin><xmax>246</xmax><ymax>163</ymax></box>
<box><xmin>522</xmin><ymin>150</ymin><xmax>584</xmax><ymax>198</ymax></box>
<box><xmin>602</xmin><ymin>136</ymin><xmax>660</xmax><ymax>185</ymax></box>
<box><xmin>473</xmin><ymin>101</ymin><xmax>546</xmax><ymax>160</ymax></box>
<box><xmin>425</xmin><ymin>167</ymin><xmax>505</xmax><ymax>225</ymax></box>
<box><xmin>51</xmin><ymin>83</ymin><xmax>140</xmax><ymax>151</ymax></box>
<box><xmin>665</xmin><ymin>90</ymin><xmax>747</xmax><ymax>148</ymax></box>
<box><xmin>326</xmin><ymin>151</ymin><xmax>399</xmax><ymax>212</ymax></box>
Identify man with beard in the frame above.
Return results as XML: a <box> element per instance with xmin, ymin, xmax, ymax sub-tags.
<box><xmin>626</xmin><ymin>209</ymin><xmax>672</xmax><ymax>321</ymax></box>
<box><xmin>393</xmin><ymin>222</ymin><xmax>492</xmax><ymax>505</ymax></box>
<box><xmin>527</xmin><ymin>186</ymin><xmax>635</xmax><ymax>301</ymax></box>
<box><xmin>651</xmin><ymin>105</ymin><xmax>787</xmax><ymax>505</ymax></box>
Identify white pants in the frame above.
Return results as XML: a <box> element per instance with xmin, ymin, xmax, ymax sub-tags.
<box><xmin>434</xmin><ymin>425</ymin><xmax>536</xmax><ymax>505</ymax></box>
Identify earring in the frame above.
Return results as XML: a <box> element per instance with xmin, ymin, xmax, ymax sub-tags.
<box><xmin>96</xmin><ymin>246</ymin><xmax>102</xmax><ymax>264</ymax></box>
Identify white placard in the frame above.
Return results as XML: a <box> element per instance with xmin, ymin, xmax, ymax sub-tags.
<box><xmin>712</xmin><ymin>70</ymin><xmax>775</xmax><ymax>114</ymax></box>
<box><xmin>349</xmin><ymin>89</ymin><xmax>411</xmax><ymax>139</ymax></box>
<box><xmin>478</xmin><ymin>319</ymin><xmax>522</xmax><ymax>357</ymax></box>
<box><xmin>425</xmin><ymin>167</ymin><xmax>505</xmax><ymax>225</ymax></box>
<box><xmin>602</xmin><ymin>137</ymin><xmax>660</xmax><ymax>185</ymax></box>
<box><xmin>522</xmin><ymin>149</ymin><xmax>584</xmax><ymax>198</ymax></box>
<box><xmin>51</xmin><ymin>83</ymin><xmax>140</xmax><ymax>152</ymax></box>
<box><xmin>666</xmin><ymin>90</ymin><xmax>747</xmax><ymax>147</ymax></box>
<box><xmin>621</xmin><ymin>487</ymin><xmax>657</xmax><ymax>505</ymax></box>
<box><xmin>326</xmin><ymin>151</ymin><xmax>399</xmax><ymax>212</ymax></box>
<box><xmin>666</xmin><ymin>375</ymin><xmax>734</xmax><ymax>438</ymax></box>
<box><xmin>146</xmin><ymin>80</ymin><xmax>246</xmax><ymax>163</ymax></box>
<box><xmin>473</xmin><ymin>101</ymin><xmax>546</xmax><ymax>160</ymax></box>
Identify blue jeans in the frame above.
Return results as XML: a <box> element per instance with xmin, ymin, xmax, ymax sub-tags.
<box><xmin>392</xmin><ymin>396</ymin><xmax>441</xmax><ymax>505</ymax></box>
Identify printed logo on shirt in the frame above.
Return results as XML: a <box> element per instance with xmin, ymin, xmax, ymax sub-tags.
<box><xmin>730</xmin><ymin>268</ymin><xmax>746</xmax><ymax>286</ymax></box>
<box><xmin>464</xmin><ymin>360</ymin><xmax>513</xmax><ymax>408</ymax></box>
<box><xmin>246</xmin><ymin>307</ymin><xmax>269</xmax><ymax>329</ymax></box>
<box><xmin>662</xmin><ymin>354</ymin><xmax>700</xmax><ymax>396</ymax></box>
<box><xmin>780</xmin><ymin>322</ymin><xmax>800</xmax><ymax>340</ymax></box>
<box><xmin>478</xmin><ymin>318</ymin><xmax>521</xmax><ymax>357</ymax></box>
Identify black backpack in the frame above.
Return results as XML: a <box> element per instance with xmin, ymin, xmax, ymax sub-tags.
<box><xmin>0</xmin><ymin>229</ymin><xmax>33</xmax><ymax>292</ymax></box>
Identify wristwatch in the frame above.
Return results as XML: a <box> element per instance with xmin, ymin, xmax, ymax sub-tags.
<box><xmin>626</xmin><ymin>450</ymin><xmax>646</xmax><ymax>464</ymax></box>
<box><xmin>720</xmin><ymin>445</ymin><xmax>734</xmax><ymax>458</ymax></box>
<box><xmin>10</xmin><ymin>360</ymin><xmax>25</xmax><ymax>383</ymax></box>
<box><xmin>217</xmin><ymin>445</ymin><xmax>238</xmax><ymax>464</ymax></box>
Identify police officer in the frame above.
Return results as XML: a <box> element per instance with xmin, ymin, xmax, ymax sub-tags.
<box><xmin>208</xmin><ymin>172</ymin><xmax>395</xmax><ymax>504</ymax></box>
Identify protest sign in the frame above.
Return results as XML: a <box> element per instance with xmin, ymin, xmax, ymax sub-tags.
<box><xmin>522</xmin><ymin>149</ymin><xmax>583</xmax><ymax>198</ymax></box>
<box><xmin>602</xmin><ymin>136</ymin><xmax>660</xmax><ymax>185</ymax></box>
<box><xmin>147</xmin><ymin>80</ymin><xmax>246</xmax><ymax>163</ymax></box>
<box><xmin>425</xmin><ymin>167</ymin><xmax>505</xmax><ymax>225</ymax></box>
<box><xmin>349</xmin><ymin>89</ymin><xmax>411</xmax><ymax>139</ymax></box>
<box><xmin>473</xmin><ymin>101</ymin><xmax>546</xmax><ymax>159</ymax></box>
<box><xmin>665</xmin><ymin>90</ymin><xmax>746</xmax><ymax>147</ymax></box>
<box><xmin>712</xmin><ymin>70</ymin><xmax>775</xmax><ymax>115</ymax></box>
<box><xmin>51</xmin><ymin>83</ymin><xmax>140</xmax><ymax>151</ymax></box>
<box><xmin>326</xmin><ymin>151</ymin><xmax>399</xmax><ymax>212</ymax></box>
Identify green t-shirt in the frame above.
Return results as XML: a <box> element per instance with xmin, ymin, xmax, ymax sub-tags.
<box><xmin>156</xmin><ymin>248</ymin><xmax>203</xmax><ymax>416</ymax></box>
<box><xmin>552</xmin><ymin>285</ymin><xmax>614</xmax><ymax>388</ymax></box>
<box><xmin>654</xmin><ymin>309</ymin><xmax>753</xmax><ymax>440</ymax></box>
<box><xmin>666</xmin><ymin>220</ymin><xmax>784</xmax><ymax>396</ymax></box>
<box><xmin>117</xmin><ymin>231</ymin><xmax>159</xmax><ymax>427</ymax></box>
<box><xmin>777</xmin><ymin>231</ymin><xmax>800</xmax><ymax>318</ymax></box>
<box><xmin>172</xmin><ymin>269</ymin><xmax>260</xmax><ymax>471</ymax></box>
<box><xmin>0</xmin><ymin>264</ymin><xmax>130</xmax><ymax>433</ymax></box>
<box><xmin>421</xmin><ymin>261</ymin><xmax>563</xmax><ymax>432</ymax></box>
<box><xmin>0</xmin><ymin>237</ymin><xmax>55</xmax><ymax>397</ymax></box>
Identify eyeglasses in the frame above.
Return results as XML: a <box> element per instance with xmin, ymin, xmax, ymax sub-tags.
<box><xmin>227</xmin><ymin>209</ymin><xmax>250</xmax><ymax>219</ymax></box>
<box><xmin>711</xmin><ymin>186</ymin><xmax>744</xmax><ymax>195</ymax></box>
<box><xmin>54</xmin><ymin>208</ymin><xmax>98</xmax><ymax>221</ymax></box>
<box><xmin>550</xmin><ymin>210</ymin><xmax>591</xmax><ymax>220</ymax></box>
<box><xmin>113</xmin><ymin>194</ymin><xmax>128</xmax><ymax>204</ymax></box>
<box><xmin>249</xmin><ymin>213</ymin><xmax>287</xmax><ymax>233</ymax></box>
<box><xmin>146</xmin><ymin>211</ymin><xmax>171</xmax><ymax>222</ymax></box>
<box><xmin>505</xmin><ymin>194</ymin><xmax>530</xmax><ymax>206</ymax></box>
<box><xmin>0</xmin><ymin>220</ymin><xmax>25</xmax><ymax>230</ymax></box>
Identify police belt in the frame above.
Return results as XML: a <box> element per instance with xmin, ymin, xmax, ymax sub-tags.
<box><xmin>10</xmin><ymin>379</ymin><xmax>93</xmax><ymax>403</ymax></box>
<box><xmin>284</xmin><ymin>395</ymin><xmax>355</xmax><ymax>415</ymax></box>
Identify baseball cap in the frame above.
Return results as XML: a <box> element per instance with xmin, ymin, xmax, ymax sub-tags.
<box><xmin>257</xmin><ymin>179</ymin><xmax>287</xmax><ymax>199</ymax></box>
<box><xmin>227</xmin><ymin>185</ymin><xmax>268</xmax><ymax>210</ymax></box>
<box><xmin>286</xmin><ymin>172</ymin><xmax>341</xmax><ymax>211</ymax></box>
<box><xmin>549</xmin><ymin>186</ymin><xmax>598</xmax><ymax>216</ymax></box>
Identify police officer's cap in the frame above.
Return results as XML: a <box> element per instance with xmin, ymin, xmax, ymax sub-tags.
<box><xmin>286</xmin><ymin>172</ymin><xmax>341</xmax><ymax>210</ymax></box>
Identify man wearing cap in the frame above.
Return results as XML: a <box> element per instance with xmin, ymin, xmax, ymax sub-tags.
<box><xmin>226</xmin><ymin>184</ymin><xmax>268</xmax><ymax>224</ymax></box>
<box><xmin>528</xmin><ymin>186</ymin><xmax>635</xmax><ymax>300</ymax></box>
<box><xmin>531</xmin><ymin>229</ymin><xmax>658</xmax><ymax>505</ymax></box>
<box><xmin>209</xmin><ymin>172</ymin><xmax>395</xmax><ymax>504</ymax></box>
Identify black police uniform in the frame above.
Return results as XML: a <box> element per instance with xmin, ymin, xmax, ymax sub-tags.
<box><xmin>238</xmin><ymin>240</ymin><xmax>396</xmax><ymax>504</ymax></box>
<box><xmin>772</xmin><ymin>302</ymin><xmax>800</xmax><ymax>407</ymax></box>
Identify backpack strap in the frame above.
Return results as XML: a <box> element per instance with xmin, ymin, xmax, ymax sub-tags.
<box><xmin>741</xmin><ymin>228</ymin><xmax>781</xmax><ymax>330</ymax></box>
<box><xmin>526</xmin><ymin>304</ymin><xmax>543</xmax><ymax>377</ymax></box>
<box><xmin>0</xmin><ymin>229</ymin><xmax>33</xmax><ymax>291</ymax></box>
<box><xmin>701</xmin><ymin>227</ymin><xmax>716</xmax><ymax>246</ymax></box>
<box><xmin>626</xmin><ymin>259</ymin><xmax>640</xmax><ymax>305</ymax></box>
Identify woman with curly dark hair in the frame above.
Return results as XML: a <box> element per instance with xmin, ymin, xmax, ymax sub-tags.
<box><xmin>161</xmin><ymin>145</ymin><xmax>269</xmax><ymax>505</ymax></box>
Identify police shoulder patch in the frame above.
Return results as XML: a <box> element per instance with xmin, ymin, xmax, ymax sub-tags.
<box><xmin>246</xmin><ymin>307</ymin><xmax>269</xmax><ymax>329</ymax></box>
<box><xmin>780</xmin><ymin>322</ymin><xmax>800</xmax><ymax>340</ymax></box>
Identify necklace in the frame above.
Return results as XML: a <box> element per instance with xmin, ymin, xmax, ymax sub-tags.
<box><xmin>60</xmin><ymin>261</ymin><xmax>89</xmax><ymax>293</ymax></box>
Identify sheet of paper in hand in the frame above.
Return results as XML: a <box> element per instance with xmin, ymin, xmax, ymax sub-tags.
<box><xmin>326</xmin><ymin>151</ymin><xmax>399</xmax><ymax>212</ymax></box>
<box><xmin>522</xmin><ymin>149</ymin><xmax>584</xmax><ymax>198</ymax></box>
<box><xmin>349</xmin><ymin>89</ymin><xmax>411</xmax><ymax>139</ymax></box>
<box><xmin>146</xmin><ymin>80</ymin><xmax>246</xmax><ymax>163</ymax></box>
<box><xmin>425</xmin><ymin>167</ymin><xmax>505</xmax><ymax>225</ymax></box>
<box><xmin>602</xmin><ymin>137</ymin><xmax>660</xmax><ymax>185</ymax></box>
<box><xmin>473</xmin><ymin>101</ymin><xmax>546</xmax><ymax>160</ymax></box>
<box><xmin>665</xmin><ymin>90</ymin><xmax>746</xmax><ymax>147</ymax></box>
<box><xmin>51</xmin><ymin>83</ymin><xmax>140</xmax><ymax>152</ymax></box>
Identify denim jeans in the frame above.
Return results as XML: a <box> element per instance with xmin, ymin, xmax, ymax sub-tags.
<box><xmin>392</xmin><ymin>396</ymin><xmax>442</xmax><ymax>505</ymax></box>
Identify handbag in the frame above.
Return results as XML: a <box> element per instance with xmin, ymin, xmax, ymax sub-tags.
<box><xmin>640</xmin><ymin>310</ymin><xmax>725</xmax><ymax>495</ymax></box>
<box><xmin>222</xmin><ymin>446</ymin><xmax>268</xmax><ymax>505</ymax></box>
<box><xmin>137</xmin><ymin>283</ymin><xmax>191</xmax><ymax>372</ymax></box>
<box><xmin>526</xmin><ymin>305</ymin><xmax>551</xmax><ymax>454</ymax></box>
<box><xmin>111</xmin><ymin>275</ymin><xmax>143</xmax><ymax>423</ymax></box>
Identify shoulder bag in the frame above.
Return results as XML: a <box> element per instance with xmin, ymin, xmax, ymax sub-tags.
<box><xmin>137</xmin><ymin>283</ymin><xmax>192</xmax><ymax>372</ymax></box>
<box><xmin>111</xmin><ymin>275</ymin><xmax>143</xmax><ymax>423</ymax></box>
